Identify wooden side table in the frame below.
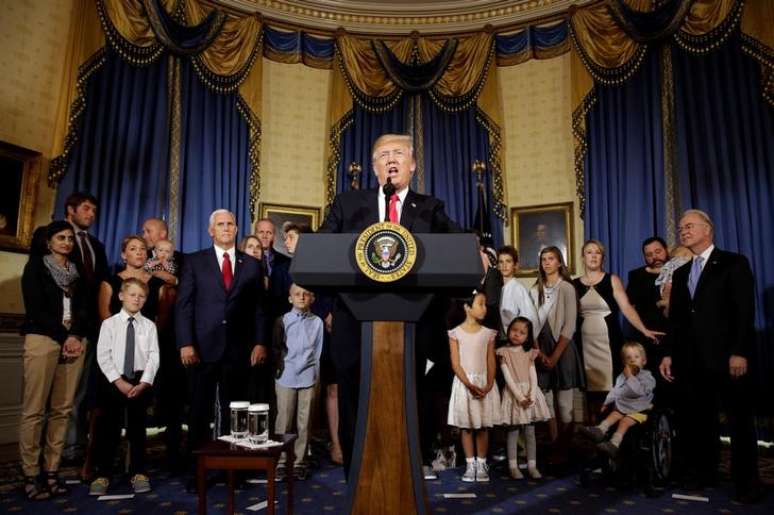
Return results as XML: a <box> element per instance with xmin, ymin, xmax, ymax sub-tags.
<box><xmin>193</xmin><ymin>434</ymin><xmax>297</xmax><ymax>515</ymax></box>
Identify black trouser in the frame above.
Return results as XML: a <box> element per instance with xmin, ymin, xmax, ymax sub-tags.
<box><xmin>677</xmin><ymin>368</ymin><xmax>759</xmax><ymax>492</ymax></box>
<box><xmin>94</xmin><ymin>373</ymin><xmax>152</xmax><ymax>477</ymax></box>
<box><xmin>186</xmin><ymin>359</ymin><xmax>247</xmax><ymax>460</ymax></box>
<box><xmin>156</xmin><ymin>333</ymin><xmax>186</xmax><ymax>459</ymax></box>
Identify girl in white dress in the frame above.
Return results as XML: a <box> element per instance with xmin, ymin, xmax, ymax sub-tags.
<box><xmin>497</xmin><ymin>317</ymin><xmax>551</xmax><ymax>479</ymax></box>
<box><xmin>448</xmin><ymin>292</ymin><xmax>500</xmax><ymax>482</ymax></box>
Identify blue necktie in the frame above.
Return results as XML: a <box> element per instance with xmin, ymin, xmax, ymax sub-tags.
<box><xmin>688</xmin><ymin>256</ymin><xmax>704</xmax><ymax>298</ymax></box>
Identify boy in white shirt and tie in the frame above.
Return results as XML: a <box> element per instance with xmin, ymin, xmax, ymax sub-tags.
<box><xmin>89</xmin><ymin>278</ymin><xmax>160</xmax><ymax>496</ymax></box>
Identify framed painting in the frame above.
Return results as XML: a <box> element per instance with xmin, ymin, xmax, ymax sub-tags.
<box><xmin>257</xmin><ymin>202</ymin><xmax>321</xmax><ymax>254</ymax></box>
<box><xmin>0</xmin><ymin>142</ymin><xmax>42</xmax><ymax>252</ymax></box>
<box><xmin>511</xmin><ymin>202</ymin><xmax>574</xmax><ymax>276</ymax></box>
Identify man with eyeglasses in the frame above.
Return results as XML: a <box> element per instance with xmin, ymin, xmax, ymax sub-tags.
<box><xmin>659</xmin><ymin>209</ymin><xmax>761</xmax><ymax>503</ymax></box>
<box><xmin>318</xmin><ymin>133</ymin><xmax>461</xmax><ymax>479</ymax></box>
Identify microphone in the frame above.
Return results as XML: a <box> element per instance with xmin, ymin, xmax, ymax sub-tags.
<box><xmin>383</xmin><ymin>178</ymin><xmax>395</xmax><ymax>223</ymax></box>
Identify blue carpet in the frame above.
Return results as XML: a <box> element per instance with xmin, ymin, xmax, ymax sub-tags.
<box><xmin>1</xmin><ymin>461</ymin><xmax>771</xmax><ymax>514</ymax></box>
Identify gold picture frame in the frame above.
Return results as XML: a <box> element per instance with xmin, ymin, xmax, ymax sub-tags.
<box><xmin>257</xmin><ymin>202</ymin><xmax>322</xmax><ymax>253</ymax></box>
<box><xmin>0</xmin><ymin>142</ymin><xmax>42</xmax><ymax>252</ymax></box>
<box><xmin>511</xmin><ymin>202</ymin><xmax>574</xmax><ymax>277</ymax></box>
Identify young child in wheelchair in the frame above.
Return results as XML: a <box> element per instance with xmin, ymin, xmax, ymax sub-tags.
<box><xmin>579</xmin><ymin>342</ymin><xmax>656</xmax><ymax>457</ymax></box>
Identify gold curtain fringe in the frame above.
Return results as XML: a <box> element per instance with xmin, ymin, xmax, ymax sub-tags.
<box><xmin>236</xmin><ymin>95</ymin><xmax>262</xmax><ymax>219</ymax></box>
<box><xmin>49</xmin><ymin>48</ymin><xmax>108</xmax><ymax>185</ymax></box>
<box><xmin>740</xmin><ymin>34</ymin><xmax>774</xmax><ymax>108</ymax></box>
<box><xmin>474</xmin><ymin>108</ymin><xmax>507</xmax><ymax>224</ymax></box>
<box><xmin>325</xmin><ymin>111</ymin><xmax>355</xmax><ymax>207</ymax></box>
<box><xmin>660</xmin><ymin>45</ymin><xmax>679</xmax><ymax>247</ymax></box>
<box><xmin>673</xmin><ymin>0</ymin><xmax>744</xmax><ymax>54</ymax></box>
<box><xmin>166</xmin><ymin>55</ymin><xmax>182</xmax><ymax>244</ymax></box>
<box><xmin>571</xmin><ymin>89</ymin><xmax>598</xmax><ymax>220</ymax></box>
<box><xmin>569</xmin><ymin>20</ymin><xmax>649</xmax><ymax>86</ymax></box>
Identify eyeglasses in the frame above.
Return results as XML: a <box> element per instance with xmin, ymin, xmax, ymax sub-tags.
<box><xmin>677</xmin><ymin>222</ymin><xmax>708</xmax><ymax>233</ymax></box>
<box><xmin>374</xmin><ymin>149</ymin><xmax>407</xmax><ymax>162</ymax></box>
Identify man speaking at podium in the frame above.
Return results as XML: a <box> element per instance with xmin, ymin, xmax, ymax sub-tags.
<box><xmin>318</xmin><ymin>133</ymin><xmax>461</xmax><ymax>477</ymax></box>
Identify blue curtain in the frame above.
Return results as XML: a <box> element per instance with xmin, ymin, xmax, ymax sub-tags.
<box><xmin>583</xmin><ymin>49</ymin><xmax>665</xmax><ymax>277</ymax></box>
<box><xmin>54</xmin><ymin>48</ymin><xmax>170</xmax><ymax>263</ymax></box>
<box><xmin>176</xmin><ymin>59</ymin><xmax>253</xmax><ymax>251</ymax></box>
<box><xmin>422</xmin><ymin>98</ymin><xmax>502</xmax><ymax>244</ymax></box>
<box><xmin>673</xmin><ymin>33</ymin><xmax>774</xmax><ymax>393</ymax></box>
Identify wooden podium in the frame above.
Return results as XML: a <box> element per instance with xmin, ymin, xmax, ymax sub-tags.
<box><xmin>291</xmin><ymin>232</ymin><xmax>482</xmax><ymax>515</ymax></box>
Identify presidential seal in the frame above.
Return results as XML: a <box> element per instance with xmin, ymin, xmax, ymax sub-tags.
<box><xmin>355</xmin><ymin>222</ymin><xmax>418</xmax><ymax>282</ymax></box>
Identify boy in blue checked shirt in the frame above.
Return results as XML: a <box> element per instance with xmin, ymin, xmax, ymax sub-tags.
<box><xmin>272</xmin><ymin>283</ymin><xmax>323</xmax><ymax>481</ymax></box>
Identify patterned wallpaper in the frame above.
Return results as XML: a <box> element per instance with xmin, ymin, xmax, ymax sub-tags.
<box><xmin>0</xmin><ymin>0</ymin><xmax>72</xmax><ymax>313</ymax></box>
<box><xmin>259</xmin><ymin>59</ymin><xmax>331</xmax><ymax>214</ymax></box>
<box><xmin>0</xmin><ymin>0</ymin><xmax>73</xmax><ymax>155</ymax></box>
<box><xmin>498</xmin><ymin>53</ymin><xmax>583</xmax><ymax>273</ymax></box>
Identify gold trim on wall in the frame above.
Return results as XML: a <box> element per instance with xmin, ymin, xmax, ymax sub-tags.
<box><xmin>510</xmin><ymin>201</ymin><xmax>575</xmax><ymax>277</ymax></box>
<box><xmin>0</xmin><ymin>143</ymin><xmax>42</xmax><ymax>253</ymax></box>
<box><xmin>257</xmin><ymin>202</ymin><xmax>322</xmax><ymax>231</ymax></box>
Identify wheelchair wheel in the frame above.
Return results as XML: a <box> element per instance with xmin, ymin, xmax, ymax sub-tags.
<box><xmin>649</xmin><ymin>411</ymin><xmax>673</xmax><ymax>483</ymax></box>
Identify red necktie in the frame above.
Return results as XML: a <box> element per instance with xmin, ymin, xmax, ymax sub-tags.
<box><xmin>388</xmin><ymin>193</ymin><xmax>399</xmax><ymax>224</ymax></box>
<box><xmin>222</xmin><ymin>252</ymin><xmax>233</xmax><ymax>290</ymax></box>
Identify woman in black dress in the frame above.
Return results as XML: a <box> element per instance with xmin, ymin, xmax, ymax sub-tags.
<box><xmin>573</xmin><ymin>240</ymin><xmax>662</xmax><ymax>419</ymax></box>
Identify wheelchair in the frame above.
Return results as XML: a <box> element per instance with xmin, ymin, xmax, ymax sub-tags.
<box><xmin>579</xmin><ymin>407</ymin><xmax>676</xmax><ymax>497</ymax></box>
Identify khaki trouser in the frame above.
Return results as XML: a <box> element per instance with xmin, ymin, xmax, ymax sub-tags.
<box><xmin>274</xmin><ymin>382</ymin><xmax>317</xmax><ymax>468</ymax></box>
<box><xmin>19</xmin><ymin>334</ymin><xmax>86</xmax><ymax>477</ymax></box>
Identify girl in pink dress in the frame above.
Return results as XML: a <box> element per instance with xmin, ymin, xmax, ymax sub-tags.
<box><xmin>448</xmin><ymin>292</ymin><xmax>501</xmax><ymax>482</ymax></box>
<box><xmin>497</xmin><ymin>317</ymin><xmax>551</xmax><ymax>479</ymax></box>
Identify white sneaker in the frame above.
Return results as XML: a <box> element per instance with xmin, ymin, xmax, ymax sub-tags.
<box><xmin>462</xmin><ymin>462</ymin><xmax>476</xmax><ymax>482</ymax></box>
<box><xmin>475</xmin><ymin>460</ymin><xmax>489</xmax><ymax>482</ymax></box>
<box><xmin>432</xmin><ymin>449</ymin><xmax>447</xmax><ymax>472</ymax></box>
<box><xmin>527</xmin><ymin>467</ymin><xmax>542</xmax><ymax>480</ymax></box>
<box><xmin>423</xmin><ymin>465</ymin><xmax>438</xmax><ymax>480</ymax></box>
<box><xmin>509</xmin><ymin>466</ymin><xmax>524</xmax><ymax>480</ymax></box>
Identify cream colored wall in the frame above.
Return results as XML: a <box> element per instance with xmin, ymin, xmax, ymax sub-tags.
<box><xmin>498</xmin><ymin>53</ymin><xmax>583</xmax><ymax>280</ymax></box>
<box><xmin>0</xmin><ymin>0</ymin><xmax>73</xmax><ymax>313</ymax></box>
<box><xmin>259</xmin><ymin>59</ymin><xmax>331</xmax><ymax>218</ymax></box>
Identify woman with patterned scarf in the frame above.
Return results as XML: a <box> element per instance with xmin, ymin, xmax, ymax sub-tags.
<box><xmin>19</xmin><ymin>220</ymin><xmax>88</xmax><ymax>500</ymax></box>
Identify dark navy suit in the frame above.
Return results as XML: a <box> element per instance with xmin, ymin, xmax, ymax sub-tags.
<box><xmin>664</xmin><ymin>247</ymin><xmax>759</xmax><ymax>494</ymax></box>
<box><xmin>317</xmin><ymin>188</ymin><xmax>461</xmax><ymax>476</ymax></box>
<box><xmin>175</xmin><ymin>247</ymin><xmax>266</xmax><ymax>453</ymax></box>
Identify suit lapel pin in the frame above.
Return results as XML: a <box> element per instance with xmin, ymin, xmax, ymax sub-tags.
<box><xmin>411</xmin><ymin>202</ymin><xmax>416</xmax><ymax>208</ymax></box>
<box><xmin>238</xmin><ymin>259</ymin><xmax>243</xmax><ymax>264</ymax></box>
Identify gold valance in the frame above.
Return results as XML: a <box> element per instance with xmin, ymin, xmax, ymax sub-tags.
<box><xmin>423</xmin><ymin>32</ymin><xmax>494</xmax><ymax>100</ymax></box>
<box><xmin>336</xmin><ymin>32</ymin><xmax>495</xmax><ymax>113</ymax></box>
<box><xmin>184</xmin><ymin>1</ymin><xmax>262</xmax><ymax>81</ymax></box>
<box><xmin>102</xmin><ymin>0</ymin><xmax>175</xmax><ymax>49</ymax></box>
<box><xmin>569</xmin><ymin>1</ymin><xmax>645</xmax><ymax>84</ymax></box>
<box><xmin>680</xmin><ymin>0</ymin><xmax>737</xmax><ymax>36</ymax></box>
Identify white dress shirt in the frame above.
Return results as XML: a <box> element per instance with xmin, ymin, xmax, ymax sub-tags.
<box><xmin>500</xmin><ymin>278</ymin><xmax>539</xmax><ymax>337</ymax></box>
<box><xmin>214</xmin><ymin>245</ymin><xmax>237</xmax><ymax>273</ymax></box>
<box><xmin>377</xmin><ymin>187</ymin><xmax>409</xmax><ymax>224</ymax></box>
<box><xmin>97</xmin><ymin>309</ymin><xmax>160</xmax><ymax>385</ymax></box>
